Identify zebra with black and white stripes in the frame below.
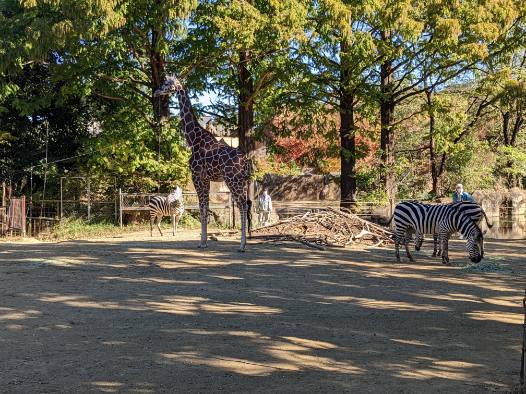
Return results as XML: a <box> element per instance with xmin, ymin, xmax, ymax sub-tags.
<box><xmin>388</xmin><ymin>201</ymin><xmax>484</xmax><ymax>265</ymax></box>
<box><xmin>148</xmin><ymin>186</ymin><xmax>185</xmax><ymax>236</ymax></box>
<box><xmin>414</xmin><ymin>201</ymin><xmax>493</xmax><ymax>256</ymax></box>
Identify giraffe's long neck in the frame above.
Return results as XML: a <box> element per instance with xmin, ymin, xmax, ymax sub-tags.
<box><xmin>175</xmin><ymin>87</ymin><xmax>213</xmax><ymax>148</ymax></box>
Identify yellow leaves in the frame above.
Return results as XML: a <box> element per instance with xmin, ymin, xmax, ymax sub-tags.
<box><xmin>435</xmin><ymin>18</ymin><xmax>461</xmax><ymax>45</ymax></box>
<box><xmin>319</xmin><ymin>0</ymin><xmax>353</xmax><ymax>41</ymax></box>
<box><xmin>18</xmin><ymin>0</ymin><xmax>38</xmax><ymax>8</ymax></box>
<box><xmin>214</xmin><ymin>0</ymin><xmax>307</xmax><ymax>50</ymax></box>
<box><xmin>51</xmin><ymin>20</ymin><xmax>73</xmax><ymax>41</ymax></box>
<box><xmin>462</xmin><ymin>42</ymin><xmax>489</xmax><ymax>60</ymax></box>
<box><xmin>471</xmin><ymin>22</ymin><xmax>500</xmax><ymax>42</ymax></box>
<box><xmin>164</xmin><ymin>0</ymin><xmax>198</xmax><ymax>21</ymax></box>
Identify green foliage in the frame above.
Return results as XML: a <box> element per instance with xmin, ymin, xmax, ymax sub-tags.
<box><xmin>494</xmin><ymin>145</ymin><xmax>526</xmax><ymax>187</ymax></box>
<box><xmin>432</xmin><ymin>94</ymin><xmax>469</xmax><ymax>155</ymax></box>
<box><xmin>1</xmin><ymin>0</ymin><xmax>526</xmax><ymax>207</ymax></box>
<box><xmin>47</xmin><ymin>217</ymin><xmax>132</xmax><ymax>240</ymax></box>
<box><xmin>84</xmin><ymin>107</ymin><xmax>190</xmax><ymax>192</ymax></box>
<box><xmin>443</xmin><ymin>138</ymin><xmax>497</xmax><ymax>192</ymax></box>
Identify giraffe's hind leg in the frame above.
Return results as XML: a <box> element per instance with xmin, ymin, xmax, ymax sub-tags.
<box><xmin>225</xmin><ymin>177</ymin><xmax>248</xmax><ymax>253</ymax></box>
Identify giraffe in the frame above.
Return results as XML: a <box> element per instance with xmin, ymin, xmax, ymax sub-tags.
<box><xmin>154</xmin><ymin>75</ymin><xmax>252</xmax><ymax>251</ymax></box>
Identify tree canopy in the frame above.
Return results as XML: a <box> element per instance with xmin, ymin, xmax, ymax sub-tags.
<box><xmin>1</xmin><ymin>0</ymin><xmax>526</xmax><ymax>205</ymax></box>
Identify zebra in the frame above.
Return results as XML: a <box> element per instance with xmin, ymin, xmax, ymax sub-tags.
<box><xmin>388</xmin><ymin>201</ymin><xmax>483</xmax><ymax>265</ymax></box>
<box><xmin>414</xmin><ymin>201</ymin><xmax>493</xmax><ymax>256</ymax></box>
<box><xmin>148</xmin><ymin>186</ymin><xmax>185</xmax><ymax>236</ymax></box>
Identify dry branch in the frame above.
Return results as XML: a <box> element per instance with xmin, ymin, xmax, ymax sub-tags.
<box><xmin>251</xmin><ymin>208</ymin><xmax>393</xmax><ymax>249</ymax></box>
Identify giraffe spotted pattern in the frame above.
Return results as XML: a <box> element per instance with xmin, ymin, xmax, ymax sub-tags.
<box><xmin>154</xmin><ymin>76</ymin><xmax>251</xmax><ymax>251</ymax></box>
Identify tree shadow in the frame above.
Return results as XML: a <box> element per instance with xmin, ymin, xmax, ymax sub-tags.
<box><xmin>0</xmin><ymin>235</ymin><xmax>524</xmax><ymax>392</ymax></box>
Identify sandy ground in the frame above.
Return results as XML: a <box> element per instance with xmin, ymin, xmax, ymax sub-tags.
<box><xmin>0</xmin><ymin>230</ymin><xmax>525</xmax><ymax>393</ymax></box>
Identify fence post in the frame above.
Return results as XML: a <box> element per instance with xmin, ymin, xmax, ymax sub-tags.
<box><xmin>87</xmin><ymin>178</ymin><xmax>91</xmax><ymax>222</ymax></box>
<box><xmin>114</xmin><ymin>177</ymin><xmax>118</xmax><ymax>224</ymax></box>
<box><xmin>119</xmin><ymin>188</ymin><xmax>123</xmax><ymax>228</ymax></box>
<box><xmin>21</xmin><ymin>196</ymin><xmax>26</xmax><ymax>236</ymax></box>
<box><xmin>59</xmin><ymin>177</ymin><xmax>63</xmax><ymax>220</ymax></box>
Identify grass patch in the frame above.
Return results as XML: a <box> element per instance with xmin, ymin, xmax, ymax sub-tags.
<box><xmin>43</xmin><ymin>218</ymin><xmax>146</xmax><ymax>240</ymax></box>
<box><xmin>42</xmin><ymin>213</ymin><xmax>215</xmax><ymax>241</ymax></box>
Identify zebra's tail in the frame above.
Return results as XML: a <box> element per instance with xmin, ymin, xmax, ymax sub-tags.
<box><xmin>481</xmin><ymin>209</ymin><xmax>494</xmax><ymax>229</ymax></box>
<box><xmin>385</xmin><ymin>211</ymin><xmax>395</xmax><ymax>227</ymax></box>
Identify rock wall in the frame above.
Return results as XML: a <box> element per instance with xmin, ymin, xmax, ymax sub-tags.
<box><xmin>257</xmin><ymin>174</ymin><xmax>340</xmax><ymax>201</ymax></box>
<box><xmin>472</xmin><ymin>188</ymin><xmax>526</xmax><ymax>217</ymax></box>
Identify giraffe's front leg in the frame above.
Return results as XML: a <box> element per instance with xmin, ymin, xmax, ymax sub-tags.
<box><xmin>194</xmin><ymin>177</ymin><xmax>210</xmax><ymax>249</ymax></box>
<box><xmin>235</xmin><ymin>196</ymin><xmax>248</xmax><ymax>252</ymax></box>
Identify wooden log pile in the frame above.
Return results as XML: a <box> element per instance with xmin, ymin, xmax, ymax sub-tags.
<box><xmin>250</xmin><ymin>207</ymin><xmax>393</xmax><ymax>250</ymax></box>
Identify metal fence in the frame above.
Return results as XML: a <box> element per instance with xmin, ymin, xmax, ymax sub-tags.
<box><xmin>29</xmin><ymin>199</ymin><xmax>117</xmax><ymax>222</ymax></box>
<box><xmin>1</xmin><ymin>196</ymin><xmax>27</xmax><ymax>236</ymax></box>
<box><xmin>119</xmin><ymin>190</ymin><xmax>234</xmax><ymax>228</ymax></box>
<box><xmin>0</xmin><ymin>207</ymin><xmax>7</xmax><ymax>235</ymax></box>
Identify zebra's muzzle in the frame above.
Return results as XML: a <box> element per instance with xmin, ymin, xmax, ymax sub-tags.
<box><xmin>470</xmin><ymin>255</ymin><xmax>482</xmax><ymax>263</ymax></box>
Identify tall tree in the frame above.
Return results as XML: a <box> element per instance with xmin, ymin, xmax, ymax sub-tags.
<box><xmin>2</xmin><ymin>0</ymin><xmax>198</xmax><ymax>190</ymax></box>
<box><xmin>287</xmin><ymin>0</ymin><xmax>376</xmax><ymax>208</ymax></box>
<box><xmin>366</xmin><ymin>0</ymin><xmax>523</xmax><ymax>201</ymax></box>
<box><xmin>192</xmin><ymin>0</ymin><xmax>308</xmax><ymax>153</ymax></box>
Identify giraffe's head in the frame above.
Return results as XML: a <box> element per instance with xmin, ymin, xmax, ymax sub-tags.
<box><xmin>154</xmin><ymin>75</ymin><xmax>184</xmax><ymax>97</ymax></box>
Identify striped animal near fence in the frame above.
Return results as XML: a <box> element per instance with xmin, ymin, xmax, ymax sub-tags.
<box><xmin>119</xmin><ymin>190</ymin><xmax>233</xmax><ymax>229</ymax></box>
<box><xmin>148</xmin><ymin>187</ymin><xmax>185</xmax><ymax>236</ymax></box>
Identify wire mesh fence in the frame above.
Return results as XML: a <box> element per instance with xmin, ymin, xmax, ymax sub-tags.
<box><xmin>119</xmin><ymin>190</ymin><xmax>233</xmax><ymax>228</ymax></box>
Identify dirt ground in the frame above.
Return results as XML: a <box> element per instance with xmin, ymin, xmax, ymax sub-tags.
<box><xmin>0</xmin><ymin>230</ymin><xmax>525</xmax><ymax>393</ymax></box>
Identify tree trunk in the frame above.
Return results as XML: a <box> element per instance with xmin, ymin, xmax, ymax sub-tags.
<box><xmin>502</xmin><ymin>111</ymin><xmax>510</xmax><ymax>145</ymax></box>
<box><xmin>427</xmin><ymin>90</ymin><xmax>440</xmax><ymax>196</ymax></box>
<box><xmin>237</xmin><ymin>50</ymin><xmax>254</xmax><ymax>155</ymax></box>
<box><xmin>380</xmin><ymin>50</ymin><xmax>396</xmax><ymax>203</ymax></box>
<box><xmin>511</xmin><ymin>115</ymin><xmax>523</xmax><ymax>147</ymax></box>
<box><xmin>150</xmin><ymin>25</ymin><xmax>169</xmax><ymax>191</ymax></box>
<box><xmin>339</xmin><ymin>42</ymin><xmax>357</xmax><ymax>210</ymax></box>
<box><xmin>236</xmin><ymin>50</ymin><xmax>256</xmax><ymax>205</ymax></box>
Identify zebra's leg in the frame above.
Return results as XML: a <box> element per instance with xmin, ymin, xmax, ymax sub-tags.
<box><xmin>403</xmin><ymin>229</ymin><xmax>415</xmax><ymax>262</ymax></box>
<box><xmin>394</xmin><ymin>234</ymin><xmax>401</xmax><ymax>263</ymax></box>
<box><xmin>414</xmin><ymin>231</ymin><xmax>423</xmax><ymax>251</ymax></box>
<box><xmin>150</xmin><ymin>216</ymin><xmax>153</xmax><ymax>237</ymax></box>
<box><xmin>156</xmin><ymin>215</ymin><xmax>163</xmax><ymax>236</ymax></box>
<box><xmin>441</xmin><ymin>234</ymin><xmax>450</xmax><ymax>265</ymax></box>
<box><xmin>174</xmin><ymin>215</ymin><xmax>179</xmax><ymax>234</ymax></box>
<box><xmin>172</xmin><ymin>214</ymin><xmax>175</xmax><ymax>236</ymax></box>
<box><xmin>432</xmin><ymin>233</ymin><xmax>439</xmax><ymax>256</ymax></box>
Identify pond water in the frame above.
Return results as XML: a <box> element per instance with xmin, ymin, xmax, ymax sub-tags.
<box><xmin>482</xmin><ymin>215</ymin><xmax>526</xmax><ymax>240</ymax></box>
